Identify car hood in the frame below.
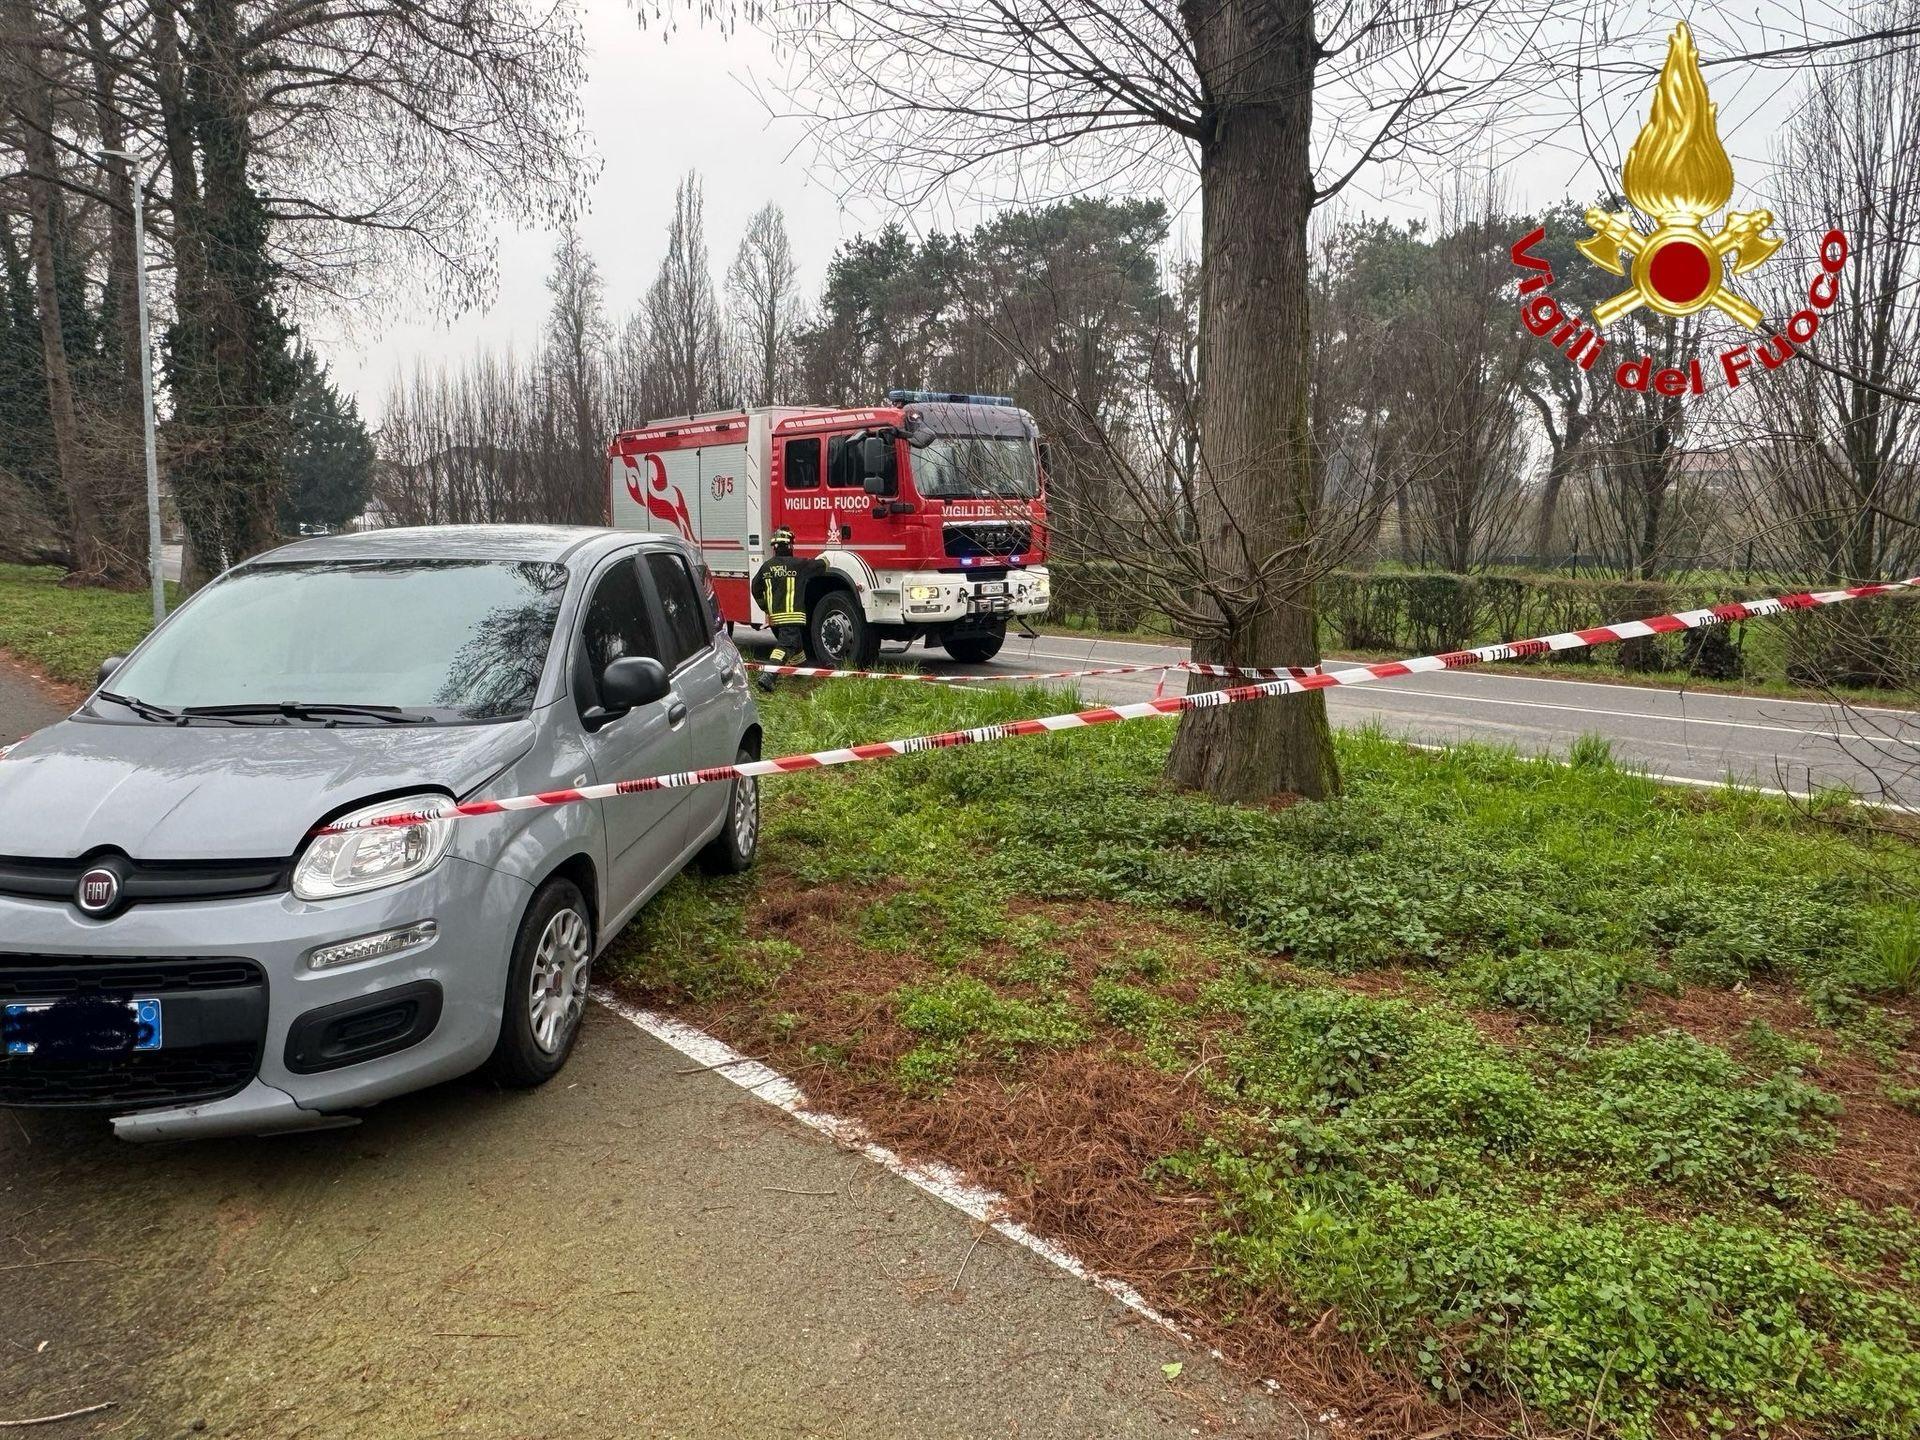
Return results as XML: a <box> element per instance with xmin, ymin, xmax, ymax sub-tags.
<box><xmin>0</xmin><ymin>716</ymin><xmax>537</xmax><ymax>860</ymax></box>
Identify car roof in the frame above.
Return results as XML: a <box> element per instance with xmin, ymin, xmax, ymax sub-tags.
<box><xmin>255</xmin><ymin>526</ymin><xmax>675</xmax><ymax>567</ymax></box>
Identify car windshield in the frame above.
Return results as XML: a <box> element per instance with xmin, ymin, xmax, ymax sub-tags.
<box><xmin>911</xmin><ymin>436</ymin><xmax>1040</xmax><ymax>500</ymax></box>
<box><xmin>101</xmin><ymin>559</ymin><xmax>570</xmax><ymax>723</ymax></box>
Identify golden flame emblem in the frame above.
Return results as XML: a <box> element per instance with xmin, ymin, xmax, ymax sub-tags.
<box><xmin>1579</xmin><ymin>23</ymin><xmax>1780</xmax><ymax>329</ymax></box>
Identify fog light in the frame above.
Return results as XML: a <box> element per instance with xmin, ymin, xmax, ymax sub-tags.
<box><xmin>306</xmin><ymin>920</ymin><xmax>439</xmax><ymax>972</ymax></box>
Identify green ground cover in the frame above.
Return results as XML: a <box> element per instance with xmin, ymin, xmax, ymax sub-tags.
<box><xmin>608</xmin><ymin>680</ymin><xmax>1920</xmax><ymax>1438</ymax></box>
<box><xmin>0</xmin><ymin>564</ymin><xmax>178</xmax><ymax>686</ymax></box>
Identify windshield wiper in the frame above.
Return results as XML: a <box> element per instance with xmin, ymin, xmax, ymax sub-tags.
<box><xmin>180</xmin><ymin>702</ymin><xmax>437</xmax><ymax>725</ymax></box>
<box><xmin>95</xmin><ymin>689</ymin><xmax>185</xmax><ymax>724</ymax></box>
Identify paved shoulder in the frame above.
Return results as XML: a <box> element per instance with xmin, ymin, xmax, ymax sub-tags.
<box><xmin>0</xmin><ymin>655</ymin><xmax>72</xmax><ymax>741</ymax></box>
<box><xmin>3</xmin><ymin>1007</ymin><xmax>1298</xmax><ymax>1439</ymax></box>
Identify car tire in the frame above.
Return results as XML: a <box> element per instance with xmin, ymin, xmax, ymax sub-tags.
<box><xmin>697</xmin><ymin>745</ymin><xmax>761</xmax><ymax>875</ymax></box>
<box><xmin>484</xmin><ymin>877</ymin><xmax>595</xmax><ymax>1088</ymax></box>
<box><xmin>943</xmin><ymin>625</ymin><xmax>1006</xmax><ymax>664</ymax></box>
<box><xmin>809</xmin><ymin>590</ymin><xmax>881</xmax><ymax>668</ymax></box>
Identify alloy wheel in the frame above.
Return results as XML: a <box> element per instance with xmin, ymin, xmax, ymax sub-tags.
<box><xmin>528</xmin><ymin>905</ymin><xmax>592</xmax><ymax>1055</ymax></box>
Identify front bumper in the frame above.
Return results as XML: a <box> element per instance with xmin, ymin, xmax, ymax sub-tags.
<box><xmin>891</xmin><ymin>566</ymin><xmax>1050</xmax><ymax>623</ymax></box>
<box><xmin>0</xmin><ymin>855</ymin><xmax>531</xmax><ymax>1140</ymax></box>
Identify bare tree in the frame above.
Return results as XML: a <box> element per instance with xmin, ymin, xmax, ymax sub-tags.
<box><xmin>1743</xmin><ymin>3</ymin><xmax>1920</xmax><ymax>585</ymax></box>
<box><xmin>1396</xmin><ymin>182</ymin><xmax>1534</xmax><ymax>572</ymax></box>
<box><xmin>758</xmin><ymin>0</ymin><xmax>1567</xmax><ymax>801</ymax></box>
<box><xmin>642</xmin><ymin>172</ymin><xmax>727</xmax><ymax>418</ymax></box>
<box><xmin>725</xmin><ymin>201</ymin><xmax>799</xmax><ymax>407</ymax></box>
<box><xmin>544</xmin><ymin>223</ymin><xmax>611</xmax><ymax>523</ymax></box>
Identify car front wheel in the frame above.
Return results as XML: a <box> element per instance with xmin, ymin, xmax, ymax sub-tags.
<box><xmin>485</xmin><ymin>877</ymin><xmax>594</xmax><ymax>1088</ymax></box>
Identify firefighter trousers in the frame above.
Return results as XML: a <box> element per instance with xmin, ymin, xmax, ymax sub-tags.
<box><xmin>758</xmin><ymin>624</ymin><xmax>810</xmax><ymax>691</ymax></box>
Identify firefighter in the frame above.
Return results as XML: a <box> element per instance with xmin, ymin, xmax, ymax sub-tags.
<box><xmin>751</xmin><ymin>527</ymin><xmax>824</xmax><ymax>692</ymax></box>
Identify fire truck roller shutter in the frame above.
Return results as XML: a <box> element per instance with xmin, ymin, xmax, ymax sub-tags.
<box><xmin>697</xmin><ymin>441</ymin><xmax>753</xmax><ymax>575</ymax></box>
<box><xmin>656</xmin><ymin>448</ymin><xmax>701</xmax><ymax>542</ymax></box>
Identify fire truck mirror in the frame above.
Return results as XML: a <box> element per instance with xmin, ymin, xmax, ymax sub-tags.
<box><xmin>863</xmin><ymin>472</ymin><xmax>890</xmax><ymax>497</ymax></box>
<box><xmin>859</xmin><ymin>434</ymin><xmax>889</xmax><ymax>480</ymax></box>
<box><xmin>907</xmin><ymin>423</ymin><xmax>937</xmax><ymax>450</ymax></box>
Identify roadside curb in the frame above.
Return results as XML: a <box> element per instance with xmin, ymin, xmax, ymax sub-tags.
<box><xmin>590</xmin><ymin>988</ymin><xmax>1327</xmax><ymax>1436</ymax></box>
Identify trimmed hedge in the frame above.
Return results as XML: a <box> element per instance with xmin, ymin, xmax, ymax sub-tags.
<box><xmin>1043</xmin><ymin>563</ymin><xmax>1920</xmax><ymax>690</ymax></box>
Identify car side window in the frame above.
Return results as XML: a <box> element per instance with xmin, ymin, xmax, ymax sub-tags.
<box><xmin>645</xmin><ymin>552</ymin><xmax>710</xmax><ymax>671</ymax></box>
<box><xmin>783</xmin><ymin>438</ymin><xmax>820</xmax><ymax>491</ymax></box>
<box><xmin>576</xmin><ymin>558</ymin><xmax>657</xmax><ymax>711</ymax></box>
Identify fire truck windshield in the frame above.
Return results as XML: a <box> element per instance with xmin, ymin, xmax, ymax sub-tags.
<box><xmin>911</xmin><ymin>436</ymin><xmax>1039</xmax><ymax>500</ymax></box>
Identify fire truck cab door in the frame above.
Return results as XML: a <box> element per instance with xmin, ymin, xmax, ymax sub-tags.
<box><xmin>780</xmin><ymin>433</ymin><xmax>905</xmax><ymax>561</ymax></box>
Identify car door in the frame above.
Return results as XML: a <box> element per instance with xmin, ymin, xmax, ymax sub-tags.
<box><xmin>572</xmin><ymin>552</ymin><xmax>690</xmax><ymax>913</ymax></box>
<box><xmin>638</xmin><ymin>547</ymin><xmax>737</xmax><ymax>844</ymax></box>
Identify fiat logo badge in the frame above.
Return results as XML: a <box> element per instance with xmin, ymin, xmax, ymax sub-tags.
<box><xmin>76</xmin><ymin>866</ymin><xmax>121</xmax><ymax>915</ymax></box>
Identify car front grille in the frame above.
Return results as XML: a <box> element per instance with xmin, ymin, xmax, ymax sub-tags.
<box><xmin>0</xmin><ymin>956</ymin><xmax>264</xmax><ymax>999</ymax></box>
<box><xmin>0</xmin><ymin>1045</ymin><xmax>260</xmax><ymax>1109</ymax></box>
<box><xmin>0</xmin><ymin>956</ymin><xmax>266</xmax><ymax>1110</ymax></box>
<box><xmin>943</xmin><ymin>522</ymin><xmax>1033</xmax><ymax>560</ymax></box>
<box><xmin>0</xmin><ymin>854</ymin><xmax>289</xmax><ymax>908</ymax></box>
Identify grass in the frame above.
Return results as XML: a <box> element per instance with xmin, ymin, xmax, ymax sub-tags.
<box><xmin>605</xmin><ymin>680</ymin><xmax>1920</xmax><ymax>1439</ymax></box>
<box><xmin>0</xmin><ymin>564</ymin><xmax>177</xmax><ymax>687</ymax></box>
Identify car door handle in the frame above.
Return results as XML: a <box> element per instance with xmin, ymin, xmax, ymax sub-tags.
<box><xmin>667</xmin><ymin>700</ymin><xmax>689</xmax><ymax>727</ymax></box>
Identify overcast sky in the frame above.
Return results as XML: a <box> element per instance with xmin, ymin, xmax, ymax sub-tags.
<box><xmin>322</xmin><ymin>8</ymin><xmax>866</xmax><ymax>420</ymax></box>
<box><xmin>321</xmin><ymin>2</ymin><xmax>1827</xmax><ymax>425</ymax></box>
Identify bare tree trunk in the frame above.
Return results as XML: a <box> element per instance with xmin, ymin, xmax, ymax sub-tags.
<box><xmin>1165</xmin><ymin>0</ymin><xmax>1338</xmax><ymax>802</ymax></box>
<box><xmin>5</xmin><ymin>13</ymin><xmax>107</xmax><ymax>580</ymax></box>
<box><xmin>1529</xmin><ymin>412</ymin><xmax>1591</xmax><ymax>565</ymax></box>
<box><xmin>83</xmin><ymin>7</ymin><xmax>141</xmax><ymax>404</ymax></box>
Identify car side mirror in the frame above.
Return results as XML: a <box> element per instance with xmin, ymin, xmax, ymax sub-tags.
<box><xmin>863</xmin><ymin>472</ymin><xmax>889</xmax><ymax>496</ymax></box>
<box><xmin>599</xmin><ymin>656</ymin><xmax>671</xmax><ymax>714</ymax></box>
<box><xmin>907</xmin><ymin>424</ymin><xmax>936</xmax><ymax>450</ymax></box>
<box><xmin>860</xmin><ymin>434</ymin><xmax>888</xmax><ymax>479</ymax></box>
<box><xmin>98</xmin><ymin>655</ymin><xmax>125</xmax><ymax>687</ymax></box>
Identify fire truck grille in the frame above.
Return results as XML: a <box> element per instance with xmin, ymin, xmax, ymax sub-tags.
<box><xmin>943</xmin><ymin>523</ymin><xmax>1033</xmax><ymax>560</ymax></box>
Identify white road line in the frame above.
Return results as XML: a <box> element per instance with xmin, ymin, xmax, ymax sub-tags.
<box><xmin>587</xmin><ymin>988</ymin><xmax>1309</xmax><ymax>1403</ymax></box>
<box><xmin>1014</xmin><ymin>652</ymin><xmax>1919</xmax><ymax>749</ymax></box>
<box><xmin>1016</xmin><ymin>641</ymin><xmax>1920</xmax><ymax>718</ymax></box>
<box><xmin>1333</xmin><ymin>685</ymin><xmax>1920</xmax><ymax>749</ymax></box>
<box><xmin>1394</xmin><ymin>740</ymin><xmax>1918</xmax><ymax>812</ymax></box>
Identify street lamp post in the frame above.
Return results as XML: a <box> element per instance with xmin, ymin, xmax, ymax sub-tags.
<box><xmin>99</xmin><ymin>149</ymin><xmax>165</xmax><ymax>626</ymax></box>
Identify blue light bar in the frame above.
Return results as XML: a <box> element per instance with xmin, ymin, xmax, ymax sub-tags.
<box><xmin>886</xmin><ymin>389</ymin><xmax>1016</xmax><ymax>407</ymax></box>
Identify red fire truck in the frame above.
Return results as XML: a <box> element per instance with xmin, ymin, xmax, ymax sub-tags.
<box><xmin>606</xmin><ymin>391</ymin><xmax>1050</xmax><ymax>666</ymax></box>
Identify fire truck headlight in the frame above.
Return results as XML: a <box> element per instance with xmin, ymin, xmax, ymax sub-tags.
<box><xmin>908</xmin><ymin>584</ymin><xmax>940</xmax><ymax>602</ymax></box>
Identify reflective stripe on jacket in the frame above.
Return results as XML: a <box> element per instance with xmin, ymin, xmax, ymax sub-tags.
<box><xmin>752</xmin><ymin>557</ymin><xmax>822</xmax><ymax>626</ymax></box>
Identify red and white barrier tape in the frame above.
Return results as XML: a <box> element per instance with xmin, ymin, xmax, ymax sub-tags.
<box><xmin>741</xmin><ymin>659</ymin><xmax>1320</xmax><ymax>684</ymax></box>
<box><xmin>316</xmin><ymin>578</ymin><xmax>1919</xmax><ymax>835</ymax></box>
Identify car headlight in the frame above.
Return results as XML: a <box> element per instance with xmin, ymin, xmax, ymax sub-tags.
<box><xmin>294</xmin><ymin>794</ymin><xmax>454</xmax><ymax>901</ymax></box>
<box><xmin>907</xmin><ymin>584</ymin><xmax>941</xmax><ymax>601</ymax></box>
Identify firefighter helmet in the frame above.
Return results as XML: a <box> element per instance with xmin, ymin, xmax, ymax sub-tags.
<box><xmin>771</xmin><ymin>526</ymin><xmax>795</xmax><ymax>554</ymax></box>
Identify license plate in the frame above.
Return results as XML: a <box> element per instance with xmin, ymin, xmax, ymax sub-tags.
<box><xmin>976</xmin><ymin>581</ymin><xmax>1008</xmax><ymax>597</ymax></box>
<box><xmin>4</xmin><ymin>998</ymin><xmax>162</xmax><ymax>1056</ymax></box>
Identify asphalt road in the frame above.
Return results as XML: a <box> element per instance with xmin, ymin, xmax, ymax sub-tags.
<box><xmin>919</xmin><ymin>631</ymin><xmax>1920</xmax><ymax>808</ymax></box>
<box><xmin>2</xmin><ymin>1012</ymin><xmax>1295</xmax><ymax>1440</ymax></box>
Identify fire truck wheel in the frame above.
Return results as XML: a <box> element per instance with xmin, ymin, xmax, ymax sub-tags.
<box><xmin>809</xmin><ymin>590</ymin><xmax>881</xmax><ymax>668</ymax></box>
<box><xmin>943</xmin><ymin>627</ymin><xmax>1006</xmax><ymax>664</ymax></box>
